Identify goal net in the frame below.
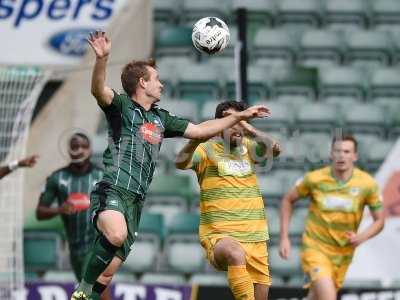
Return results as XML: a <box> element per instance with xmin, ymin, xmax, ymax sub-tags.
<box><xmin>0</xmin><ymin>67</ymin><xmax>49</xmax><ymax>299</ymax></box>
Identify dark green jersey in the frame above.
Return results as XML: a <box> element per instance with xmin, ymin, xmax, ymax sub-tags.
<box><xmin>39</xmin><ymin>164</ymin><xmax>103</xmax><ymax>256</ymax></box>
<box><xmin>100</xmin><ymin>92</ymin><xmax>189</xmax><ymax>197</ymax></box>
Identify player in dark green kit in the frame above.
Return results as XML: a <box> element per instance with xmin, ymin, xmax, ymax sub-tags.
<box><xmin>71</xmin><ymin>31</ymin><xmax>270</xmax><ymax>300</ymax></box>
<box><xmin>36</xmin><ymin>133</ymin><xmax>108</xmax><ymax>300</ymax></box>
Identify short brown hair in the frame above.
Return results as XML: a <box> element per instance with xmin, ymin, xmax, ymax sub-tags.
<box><xmin>215</xmin><ymin>100</ymin><xmax>248</xmax><ymax>119</ymax></box>
<box><xmin>121</xmin><ymin>59</ymin><xmax>156</xmax><ymax>96</ymax></box>
<box><xmin>332</xmin><ymin>134</ymin><xmax>358</xmax><ymax>152</ymax></box>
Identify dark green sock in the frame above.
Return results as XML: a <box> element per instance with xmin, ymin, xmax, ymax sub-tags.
<box><xmin>90</xmin><ymin>281</ymin><xmax>107</xmax><ymax>300</ymax></box>
<box><xmin>79</xmin><ymin>235</ymin><xmax>119</xmax><ymax>294</ymax></box>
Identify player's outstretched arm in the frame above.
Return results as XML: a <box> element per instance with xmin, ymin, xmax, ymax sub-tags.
<box><xmin>279</xmin><ymin>187</ymin><xmax>300</xmax><ymax>260</ymax></box>
<box><xmin>183</xmin><ymin>104</ymin><xmax>270</xmax><ymax>140</ymax></box>
<box><xmin>0</xmin><ymin>155</ymin><xmax>38</xmax><ymax>179</ymax></box>
<box><xmin>87</xmin><ymin>31</ymin><xmax>114</xmax><ymax>107</ymax></box>
<box><xmin>175</xmin><ymin>139</ymin><xmax>205</xmax><ymax>170</ymax></box>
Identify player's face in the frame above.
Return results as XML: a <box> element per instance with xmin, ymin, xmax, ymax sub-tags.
<box><xmin>330</xmin><ymin>140</ymin><xmax>358</xmax><ymax>172</ymax></box>
<box><xmin>68</xmin><ymin>136</ymin><xmax>91</xmax><ymax>164</ymax></box>
<box><xmin>144</xmin><ymin>67</ymin><xmax>163</xmax><ymax>102</ymax></box>
<box><xmin>221</xmin><ymin>108</ymin><xmax>243</xmax><ymax>147</ymax></box>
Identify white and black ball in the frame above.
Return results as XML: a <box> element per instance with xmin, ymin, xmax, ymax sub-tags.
<box><xmin>192</xmin><ymin>17</ymin><xmax>230</xmax><ymax>55</ymax></box>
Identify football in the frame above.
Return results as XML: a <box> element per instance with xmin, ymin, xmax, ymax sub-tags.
<box><xmin>192</xmin><ymin>17</ymin><xmax>230</xmax><ymax>54</ymax></box>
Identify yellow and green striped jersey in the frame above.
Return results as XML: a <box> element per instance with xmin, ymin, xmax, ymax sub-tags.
<box><xmin>296</xmin><ymin>166</ymin><xmax>383</xmax><ymax>263</ymax></box>
<box><xmin>191</xmin><ymin>138</ymin><xmax>268</xmax><ymax>243</ymax></box>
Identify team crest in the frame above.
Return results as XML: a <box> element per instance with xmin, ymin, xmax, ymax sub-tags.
<box><xmin>139</xmin><ymin>122</ymin><xmax>162</xmax><ymax>145</ymax></box>
<box><xmin>349</xmin><ymin>187</ymin><xmax>360</xmax><ymax>196</ymax></box>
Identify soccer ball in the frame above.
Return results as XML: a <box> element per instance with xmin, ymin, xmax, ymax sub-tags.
<box><xmin>192</xmin><ymin>17</ymin><xmax>230</xmax><ymax>54</ymax></box>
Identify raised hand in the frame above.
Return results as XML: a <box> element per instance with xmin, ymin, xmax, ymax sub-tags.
<box><xmin>18</xmin><ymin>155</ymin><xmax>39</xmax><ymax>168</ymax></box>
<box><xmin>239</xmin><ymin>105</ymin><xmax>270</xmax><ymax>120</ymax></box>
<box><xmin>87</xmin><ymin>31</ymin><xmax>111</xmax><ymax>59</ymax></box>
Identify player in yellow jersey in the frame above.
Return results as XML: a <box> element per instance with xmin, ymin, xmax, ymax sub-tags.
<box><xmin>176</xmin><ymin>101</ymin><xmax>280</xmax><ymax>300</ymax></box>
<box><xmin>279</xmin><ymin>134</ymin><xmax>385</xmax><ymax>300</ymax></box>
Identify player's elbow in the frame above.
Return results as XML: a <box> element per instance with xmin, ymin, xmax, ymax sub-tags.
<box><xmin>35</xmin><ymin>209</ymin><xmax>45</xmax><ymax>220</ymax></box>
<box><xmin>184</xmin><ymin>124</ymin><xmax>203</xmax><ymax>140</ymax></box>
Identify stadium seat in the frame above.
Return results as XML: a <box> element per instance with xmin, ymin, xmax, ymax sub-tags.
<box><xmin>323</xmin><ymin>0</ymin><xmax>369</xmax><ymax>30</ymax></box>
<box><xmin>275</xmin><ymin>139</ymin><xmax>308</xmax><ymax>170</ymax></box>
<box><xmin>258</xmin><ymin>175</ymin><xmax>285</xmax><ymax>203</ymax></box>
<box><xmin>200</xmin><ymin>100</ymin><xmax>221</xmax><ymax>121</ymax></box>
<box><xmin>253</xmin><ymin>29</ymin><xmax>296</xmax><ymax>67</ymax></box>
<box><xmin>124</xmin><ymin>239</ymin><xmax>161</xmax><ymax>273</ymax></box>
<box><xmin>375</xmin><ymin>97</ymin><xmax>400</xmax><ymax>112</ymax></box>
<box><xmin>112</xmin><ymin>272</ymin><xmax>137</xmax><ymax>283</ymax></box>
<box><xmin>153</xmin><ymin>0</ymin><xmax>181</xmax><ymax>25</ymax></box>
<box><xmin>266</xmin><ymin>206</ymin><xmax>280</xmax><ymax>238</ymax></box>
<box><xmin>138</xmin><ymin>212</ymin><xmax>164</xmax><ymax>241</ymax></box>
<box><xmin>364</xmin><ymin>140</ymin><xmax>394</xmax><ymax>170</ymax></box>
<box><xmin>164</xmin><ymin>212</ymin><xmax>204</xmax><ymax>274</ymax></box>
<box><xmin>297</xmin><ymin>29</ymin><xmax>343</xmax><ymax>68</ymax></box>
<box><xmin>319</xmin><ymin>67</ymin><xmax>366</xmax><ymax>101</ymax></box>
<box><xmin>166</xmin><ymin>242</ymin><xmax>205</xmax><ymax>273</ymax></box>
<box><xmin>147</xmin><ymin>174</ymin><xmax>195</xmax><ymax>206</ymax></box>
<box><xmin>125</xmin><ymin>213</ymin><xmax>164</xmax><ymax>273</ymax></box>
<box><xmin>24</xmin><ymin>212</ymin><xmax>65</xmax><ymax>238</ymax></box>
<box><xmin>181</xmin><ymin>0</ymin><xmax>231</xmax><ymax>25</ymax></box>
<box><xmin>158</xmin><ymin>98</ymin><xmax>199</xmax><ymax>123</ymax></box>
<box><xmin>290</xmin><ymin>207</ymin><xmax>308</xmax><ymax>237</ymax></box>
<box><xmin>296</xmin><ymin>103</ymin><xmax>339</xmax><ymax>132</ymax></box>
<box><xmin>175</xmin><ymin>63</ymin><xmax>221</xmax><ymax>104</ymax></box>
<box><xmin>276</xmin><ymin>0</ymin><xmax>322</xmax><ymax>28</ymax></box>
<box><xmin>269</xmin><ymin>244</ymin><xmax>302</xmax><ymax>279</ymax></box>
<box><xmin>271</xmin><ymin>67</ymin><xmax>318</xmax><ymax>100</ymax></box>
<box><xmin>287</xmin><ymin>275</ymin><xmax>305</xmax><ymax>287</ymax></box>
<box><xmin>344</xmin><ymin>30</ymin><xmax>393</xmax><ymax>68</ymax></box>
<box><xmin>300</xmin><ymin>132</ymin><xmax>332</xmax><ymax>167</ymax></box>
<box><xmin>323</xmin><ymin>96</ymin><xmax>362</xmax><ymax>110</ymax></box>
<box><xmin>24</xmin><ymin>231</ymin><xmax>62</xmax><ymax>272</ymax></box>
<box><xmin>370</xmin><ymin>67</ymin><xmax>400</xmax><ymax>100</ymax></box>
<box><xmin>155</xmin><ymin>26</ymin><xmax>194</xmax><ymax>58</ymax></box>
<box><xmin>341</xmin><ymin>103</ymin><xmax>387</xmax><ymax>135</ymax></box>
<box><xmin>251</xmin><ymin>102</ymin><xmax>295</xmax><ymax>130</ymax></box>
<box><xmin>167</xmin><ymin>211</ymin><xmax>200</xmax><ymax>235</ymax></box>
<box><xmin>145</xmin><ymin>202</ymin><xmax>187</xmax><ymax>228</ymax></box>
<box><xmin>140</xmin><ymin>272</ymin><xmax>187</xmax><ymax>285</ymax></box>
<box><xmin>232</xmin><ymin>0</ymin><xmax>275</xmax><ymax>33</ymax></box>
<box><xmin>371</xmin><ymin>0</ymin><xmax>400</xmax><ymax>31</ymax></box>
<box><xmin>225</xmin><ymin>65</ymin><xmax>270</xmax><ymax>101</ymax></box>
<box><xmin>189</xmin><ymin>273</ymin><xmax>228</xmax><ymax>286</ymax></box>
<box><xmin>42</xmin><ymin>270</ymin><xmax>76</xmax><ymax>283</ymax></box>
<box><xmin>277</xmin><ymin>95</ymin><xmax>314</xmax><ymax>109</ymax></box>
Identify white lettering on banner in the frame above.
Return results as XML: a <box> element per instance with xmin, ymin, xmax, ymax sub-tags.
<box><xmin>37</xmin><ymin>286</ymin><xmax>68</xmax><ymax>300</ymax></box>
<box><xmin>114</xmin><ymin>283</ymin><xmax>146</xmax><ymax>300</ymax></box>
<box><xmin>154</xmin><ymin>287</ymin><xmax>182</xmax><ymax>300</ymax></box>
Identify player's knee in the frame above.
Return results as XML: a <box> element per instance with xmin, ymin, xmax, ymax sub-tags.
<box><xmin>105</xmin><ymin>230</ymin><xmax>127</xmax><ymax>247</ymax></box>
<box><xmin>225</xmin><ymin>245</ymin><xmax>246</xmax><ymax>265</ymax></box>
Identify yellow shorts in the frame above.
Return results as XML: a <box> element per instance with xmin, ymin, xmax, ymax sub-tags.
<box><xmin>200</xmin><ymin>236</ymin><xmax>271</xmax><ymax>286</ymax></box>
<box><xmin>301</xmin><ymin>248</ymin><xmax>351</xmax><ymax>289</ymax></box>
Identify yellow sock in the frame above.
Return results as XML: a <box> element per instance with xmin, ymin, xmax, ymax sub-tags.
<box><xmin>227</xmin><ymin>265</ymin><xmax>254</xmax><ymax>300</ymax></box>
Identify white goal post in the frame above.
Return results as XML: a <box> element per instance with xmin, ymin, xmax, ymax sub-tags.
<box><xmin>0</xmin><ymin>66</ymin><xmax>49</xmax><ymax>300</ymax></box>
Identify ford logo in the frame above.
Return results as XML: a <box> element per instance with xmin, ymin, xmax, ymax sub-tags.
<box><xmin>49</xmin><ymin>28</ymin><xmax>96</xmax><ymax>57</ymax></box>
